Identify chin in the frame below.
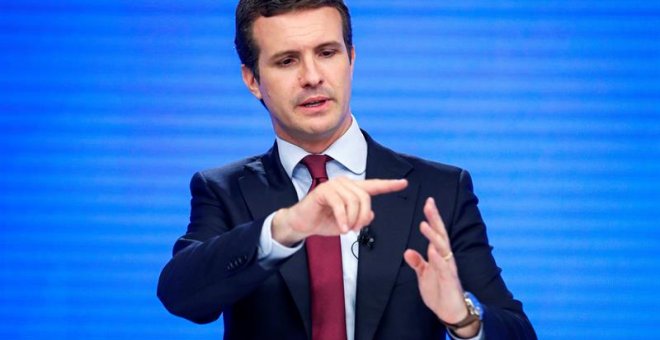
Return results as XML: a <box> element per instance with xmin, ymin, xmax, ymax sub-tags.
<box><xmin>310</xmin><ymin>117</ymin><xmax>345</xmax><ymax>135</ymax></box>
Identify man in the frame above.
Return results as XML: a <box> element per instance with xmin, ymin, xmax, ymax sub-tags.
<box><xmin>157</xmin><ymin>1</ymin><xmax>537</xmax><ymax>339</ymax></box>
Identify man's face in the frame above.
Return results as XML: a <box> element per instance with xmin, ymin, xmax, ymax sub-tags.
<box><xmin>242</xmin><ymin>7</ymin><xmax>355</xmax><ymax>152</ymax></box>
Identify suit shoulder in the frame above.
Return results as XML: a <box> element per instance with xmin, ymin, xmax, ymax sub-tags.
<box><xmin>193</xmin><ymin>155</ymin><xmax>262</xmax><ymax>187</ymax></box>
<box><xmin>393</xmin><ymin>151</ymin><xmax>477</xmax><ymax>194</ymax></box>
<box><xmin>397</xmin><ymin>152</ymin><xmax>465</xmax><ymax>178</ymax></box>
<box><xmin>366</xmin><ymin>134</ymin><xmax>464</xmax><ymax>178</ymax></box>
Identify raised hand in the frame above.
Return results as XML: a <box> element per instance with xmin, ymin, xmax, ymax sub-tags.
<box><xmin>403</xmin><ymin>197</ymin><xmax>480</xmax><ymax>338</ymax></box>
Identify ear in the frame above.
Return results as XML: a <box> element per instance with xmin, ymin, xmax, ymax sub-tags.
<box><xmin>241</xmin><ymin>65</ymin><xmax>262</xmax><ymax>99</ymax></box>
<box><xmin>349</xmin><ymin>47</ymin><xmax>356</xmax><ymax>74</ymax></box>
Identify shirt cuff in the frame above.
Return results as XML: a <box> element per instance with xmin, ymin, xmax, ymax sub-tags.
<box><xmin>257</xmin><ymin>212</ymin><xmax>304</xmax><ymax>267</ymax></box>
<box><xmin>446</xmin><ymin>323</ymin><xmax>484</xmax><ymax>340</ymax></box>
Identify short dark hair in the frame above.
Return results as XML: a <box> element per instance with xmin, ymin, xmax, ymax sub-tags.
<box><xmin>235</xmin><ymin>0</ymin><xmax>353</xmax><ymax>81</ymax></box>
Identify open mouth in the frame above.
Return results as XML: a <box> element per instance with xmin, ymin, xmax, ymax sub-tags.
<box><xmin>303</xmin><ymin>100</ymin><xmax>326</xmax><ymax>107</ymax></box>
<box><xmin>300</xmin><ymin>97</ymin><xmax>330</xmax><ymax>108</ymax></box>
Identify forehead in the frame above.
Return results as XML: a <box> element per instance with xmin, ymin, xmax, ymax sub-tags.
<box><xmin>252</xmin><ymin>7</ymin><xmax>344</xmax><ymax>56</ymax></box>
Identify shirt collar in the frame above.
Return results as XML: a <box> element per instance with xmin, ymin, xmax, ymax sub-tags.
<box><xmin>276</xmin><ymin>116</ymin><xmax>367</xmax><ymax>178</ymax></box>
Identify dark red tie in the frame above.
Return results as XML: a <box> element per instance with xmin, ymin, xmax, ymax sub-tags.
<box><xmin>301</xmin><ymin>154</ymin><xmax>347</xmax><ymax>340</ymax></box>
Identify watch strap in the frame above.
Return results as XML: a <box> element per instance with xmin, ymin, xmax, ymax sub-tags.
<box><xmin>442</xmin><ymin>292</ymin><xmax>482</xmax><ymax>331</ymax></box>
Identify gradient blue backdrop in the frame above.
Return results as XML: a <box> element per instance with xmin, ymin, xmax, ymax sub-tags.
<box><xmin>2</xmin><ymin>1</ymin><xmax>659</xmax><ymax>338</ymax></box>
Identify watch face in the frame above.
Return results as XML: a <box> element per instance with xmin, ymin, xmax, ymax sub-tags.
<box><xmin>464</xmin><ymin>292</ymin><xmax>483</xmax><ymax>320</ymax></box>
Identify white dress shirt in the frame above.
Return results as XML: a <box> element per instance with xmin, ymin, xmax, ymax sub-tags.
<box><xmin>256</xmin><ymin>117</ymin><xmax>483</xmax><ymax>340</ymax></box>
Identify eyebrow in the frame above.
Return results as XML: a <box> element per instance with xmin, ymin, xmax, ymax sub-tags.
<box><xmin>267</xmin><ymin>41</ymin><xmax>345</xmax><ymax>63</ymax></box>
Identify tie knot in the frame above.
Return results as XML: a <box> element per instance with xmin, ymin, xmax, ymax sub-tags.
<box><xmin>301</xmin><ymin>154</ymin><xmax>332</xmax><ymax>183</ymax></box>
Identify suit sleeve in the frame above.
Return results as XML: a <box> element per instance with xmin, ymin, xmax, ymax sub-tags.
<box><xmin>449</xmin><ymin>170</ymin><xmax>537</xmax><ymax>340</ymax></box>
<box><xmin>157</xmin><ymin>171</ymin><xmax>279</xmax><ymax>324</ymax></box>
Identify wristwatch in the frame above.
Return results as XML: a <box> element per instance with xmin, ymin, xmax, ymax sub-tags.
<box><xmin>442</xmin><ymin>292</ymin><xmax>483</xmax><ymax>331</ymax></box>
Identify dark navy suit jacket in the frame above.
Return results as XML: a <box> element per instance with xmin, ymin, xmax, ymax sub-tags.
<box><xmin>157</xmin><ymin>132</ymin><xmax>537</xmax><ymax>339</ymax></box>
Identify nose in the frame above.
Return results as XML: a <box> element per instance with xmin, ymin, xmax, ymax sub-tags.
<box><xmin>298</xmin><ymin>56</ymin><xmax>323</xmax><ymax>88</ymax></box>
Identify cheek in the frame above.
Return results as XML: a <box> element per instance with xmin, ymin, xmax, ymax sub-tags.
<box><xmin>259</xmin><ymin>84</ymin><xmax>277</xmax><ymax>106</ymax></box>
<box><xmin>336</xmin><ymin>66</ymin><xmax>353</xmax><ymax>93</ymax></box>
<box><xmin>259</xmin><ymin>85</ymin><xmax>293</xmax><ymax>120</ymax></box>
<box><xmin>338</xmin><ymin>76</ymin><xmax>352</xmax><ymax>103</ymax></box>
<box><xmin>260</xmin><ymin>79</ymin><xmax>290</xmax><ymax>106</ymax></box>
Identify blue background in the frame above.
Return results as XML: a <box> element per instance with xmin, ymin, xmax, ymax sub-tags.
<box><xmin>1</xmin><ymin>0</ymin><xmax>659</xmax><ymax>338</ymax></box>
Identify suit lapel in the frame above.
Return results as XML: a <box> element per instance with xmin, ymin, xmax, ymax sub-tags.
<box><xmin>238</xmin><ymin>144</ymin><xmax>312</xmax><ymax>339</ymax></box>
<box><xmin>239</xmin><ymin>146</ymin><xmax>298</xmax><ymax>222</ymax></box>
<box><xmin>238</xmin><ymin>135</ymin><xmax>420</xmax><ymax>340</ymax></box>
<box><xmin>355</xmin><ymin>133</ymin><xmax>419</xmax><ymax>340</ymax></box>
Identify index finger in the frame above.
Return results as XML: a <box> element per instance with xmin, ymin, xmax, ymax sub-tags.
<box><xmin>356</xmin><ymin>179</ymin><xmax>408</xmax><ymax>196</ymax></box>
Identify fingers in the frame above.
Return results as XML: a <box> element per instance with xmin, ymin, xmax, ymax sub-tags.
<box><xmin>318</xmin><ymin>178</ymin><xmax>403</xmax><ymax>230</ymax></box>
<box><xmin>330</xmin><ymin>179</ymin><xmax>358</xmax><ymax>231</ymax></box>
<box><xmin>319</xmin><ymin>187</ymin><xmax>349</xmax><ymax>233</ymax></box>
<box><xmin>357</xmin><ymin>179</ymin><xmax>408</xmax><ymax>196</ymax></box>
<box><xmin>335</xmin><ymin>177</ymin><xmax>373</xmax><ymax>231</ymax></box>
<box><xmin>423</xmin><ymin>197</ymin><xmax>449</xmax><ymax>240</ymax></box>
<box><xmin>420</xmin><ymin>221</ymin><xmax>451</xmax><ymax>263</ymax></box>
<box><xmin>422</xmin><ymin>198</ymin><xmax>451</xmax><ymax>254</ymax></box>
<box><xmin>420</xmin><ymin>197</ymin><xmax>457</xmax><ymax>273</ymax></box>
<box><xmin>403</xmin><ymin>249</ymin><xmax>427</xmax><ymax>276</ymax></box>
<box><xmin>314</xmin><ymin>177</ymin><xmax>373</xmax><ymax>233</ymax></box>
<box><xmin>306</xmin><ymin>178</ymin><xmax>407</xmax><ymax>236</ymax></box>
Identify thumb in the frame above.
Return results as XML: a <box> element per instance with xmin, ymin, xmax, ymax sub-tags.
<box><xmin>404</xmin><ymin>249</ymin><xmax>426</xmax><ymax>276</ymax></box>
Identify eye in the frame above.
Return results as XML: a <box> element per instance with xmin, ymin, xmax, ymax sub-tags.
<box><xmin>320</xmin><ymin>49</ymin><xmax>337</xmax><ymax>58</ymax></box>
<box><xmin>278</xmin><ymin>57</ymin><xmax>296</xmax><ymax>67</ymax></box>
